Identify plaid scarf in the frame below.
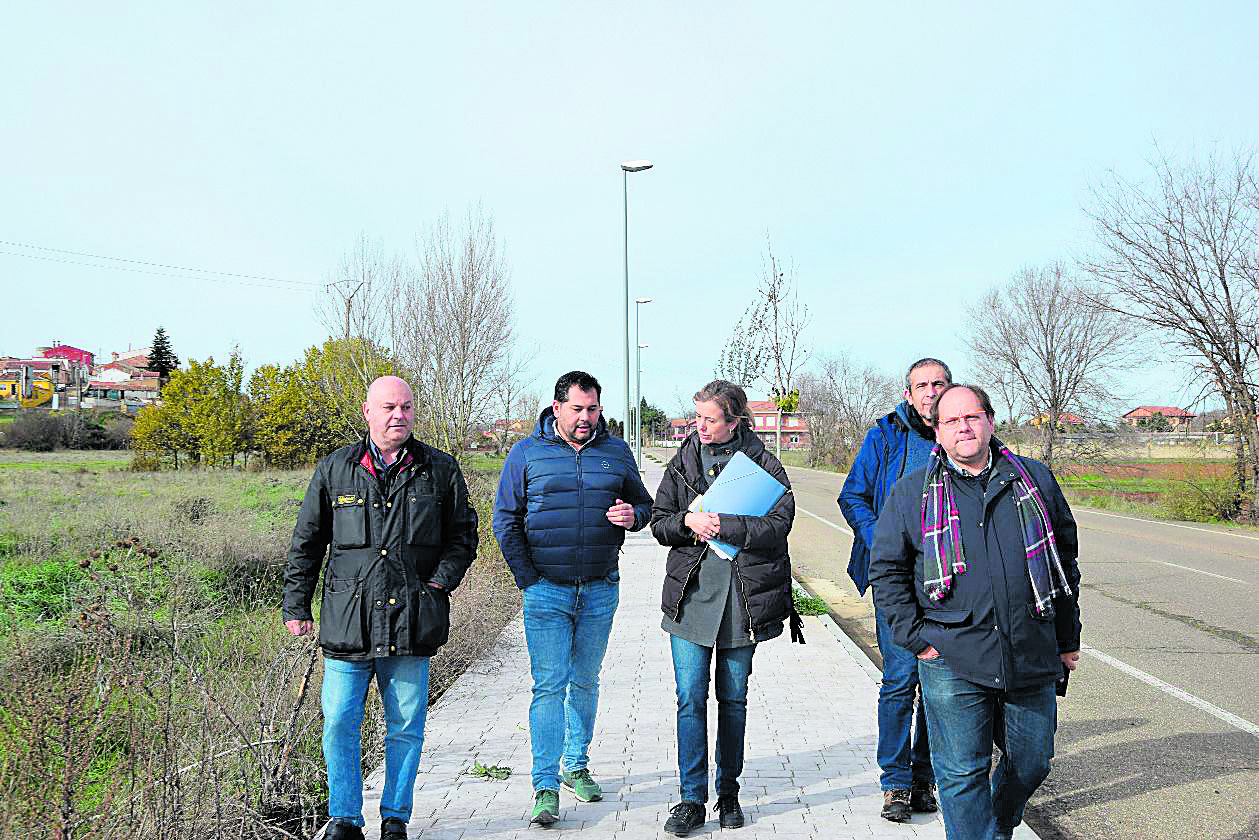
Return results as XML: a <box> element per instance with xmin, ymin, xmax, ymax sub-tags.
<box><xmin>920</xmin><ymin>443</ymin><xmax>1073</xmax><ymax>616</ymax></box>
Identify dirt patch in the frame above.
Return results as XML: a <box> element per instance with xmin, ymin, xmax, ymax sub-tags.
<box><xmin>1060</xmin><ymin>461</ymin><xmax>1232</xmax><ymax>480</ymax></box>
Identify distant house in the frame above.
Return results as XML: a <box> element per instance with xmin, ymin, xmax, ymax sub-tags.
<box><xmin>1029</xmin><ymin>412</ymin><xmax>1085</xmax><ymax>427</ymax></box>
<box><xmin>747</xmin><ymin>400</ymin><xmax>811</xmax><ymax>450</ymax></box>
<box><xmin>1121</xmin><ymin>405</ymin><xmax>1196</xmax><ymax>429</ymax></box>
<box><xmin>39</xmin><ymin>343</ymin><xmax>95</xmax><ymax>369</ymax></box>
<box><xmin>670</xmin><ymin>417</ymin><xmax>697</xmax><ymax>441</ymax></box>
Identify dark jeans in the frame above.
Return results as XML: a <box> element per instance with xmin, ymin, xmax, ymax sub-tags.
<box><xmin>875</xmin><ymin>607</ymin><xmax>933</xmax><ymax>790</ymax></box>
<box><xmin>919</xmin><ymin>658</ymin><xmax>1057</xmax><ymax>840</ymax></box>
<box><xmin>670</xmin><ymin>635</ymin><xmax>756</xmax><ymax>804</ymax></box>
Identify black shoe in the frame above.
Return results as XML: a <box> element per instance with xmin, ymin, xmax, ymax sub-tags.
<box><xmin>324</xmin><ymin>821</ymin><xmax>364</xmax><ymax>840</ymax></box>
<box><xmin>664</xmin><ymin>801</ymin><xmax>707</xmax><ymax>836</ymax></box>
<box><xmin>381</xmin><ymin>817</ymin><xmax>408</xmax><ymax>840</ymax></box>
<box><xmin>910</xmin><ymin>781</ymin><xmax>938</xmax><ymax>813</ymax></box>
<box><xmin>881</xmin><ymin>788</ymin><xmax>912</xmax><ymax>823</ymax></box>
<box><xmin>716</xmin><ymin>794</ymin><xmax>744</xmax><ymax>829</ymax></box>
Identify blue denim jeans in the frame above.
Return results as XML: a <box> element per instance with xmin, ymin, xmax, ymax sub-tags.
<box><xmin>670</xmin><ymin>635</ymin><xmax>756</xmax><ymax>804</ymax></box>
<box><xmin>918</xmin><ymin>658</ymin><xmax>1056</xmax><ymax>840</ymax></box>
<box><xmin>322</xmin><ymin>655</ymin><xmax>430</xmax><ymax>827</ymax></box>
<box><xmin>875</xmin><ymin>607</ymin><xmax>934</xmax><ymax>789</ymax></box>
<box><xmin>522</xmin><ymin>573</ymin><xmax>620</xmax><ymax>791</ymax></box>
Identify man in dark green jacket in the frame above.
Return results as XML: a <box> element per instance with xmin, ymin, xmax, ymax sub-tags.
<box><xmin>283</xmin><ymin>376</ymin><xmax>477</xmax><ymax>840</ymax></box>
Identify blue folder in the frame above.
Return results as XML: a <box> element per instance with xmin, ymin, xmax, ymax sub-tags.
<box><xmin>688</xmin><ymin>451</ymin><xmax>788</xmax><ymax>559</ymax></box>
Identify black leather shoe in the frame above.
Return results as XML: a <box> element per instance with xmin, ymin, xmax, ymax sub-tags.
<box><xmin>664</xmin><ymin>801</ymin><xmax>707</xmax><ymax>836</ymax></box>
<box><xmin>324</xmin><ymin>821</ymin><xmax>364</xmax><ymax>840</ymax></box>
<box><xmin>910</xmin><ymin>782</ymin><xmax>938</xmax><ymax>813</ymax></box>
<box><xmin>381</xmin><ymin>817</ymin><xmax>408</xmax><ymax>840</ymax></box>
<box><xmin>716</xmin><ymin>794</ymin><xmax>745</xmax><ymax>828</ymax></box>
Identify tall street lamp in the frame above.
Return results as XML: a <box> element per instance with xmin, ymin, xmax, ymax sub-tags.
<box><xmin>637</xmin><ymin>343</ymin><xmax>649</xmax><ymax>468</ymax></box>
<box><xmin>621</xmin><ymin>159</ymin><xmax>653</xmax><ymax>444</ymax></box>
<box><xmin>634</xmin><ymin>297</ymin><xmax>652</xmax><ymax>467</ymax></box>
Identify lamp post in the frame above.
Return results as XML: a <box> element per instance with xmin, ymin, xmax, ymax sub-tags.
<box><xmin>637</xmin><ymin>343</ymin><xmax>649</xmax><ymax>468</ymax></box>
<box><xmin>634</xmin><ymin>297</ymin><xmax>652</xmax><ymax>467</ymax></box>
<box><xmin>621</xmin><ymin>159</ymin><xmax>653</xmax><ymax>444</ymax></box>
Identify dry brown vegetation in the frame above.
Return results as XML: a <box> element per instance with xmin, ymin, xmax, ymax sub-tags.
<box><xmin>0</xmin><ymin>450</ymin><xmax>519</xmax><ymax>839</ymax></box>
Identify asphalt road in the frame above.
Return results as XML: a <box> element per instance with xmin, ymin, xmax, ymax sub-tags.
<box><xmin>646</xmin><ymin>449</ymin><xmax>1259</xmax><ymax>840</ymax></box>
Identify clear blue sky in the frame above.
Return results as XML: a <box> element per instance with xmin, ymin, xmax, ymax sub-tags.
<box><xmin>4</xmin><ymin>2</ymin><xmax>1256</xmax><ymax>419</ymax></box>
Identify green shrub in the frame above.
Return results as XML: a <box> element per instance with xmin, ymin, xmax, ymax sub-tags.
<box><xmin>0</xmin><ymin>555</ymin><xmax>84</xmax><ymax>624</ymax></box>
<box><xmin>1159</xmin><ymin>468</ymin><xmax>1240</xmax><ymax>522</ymax></box>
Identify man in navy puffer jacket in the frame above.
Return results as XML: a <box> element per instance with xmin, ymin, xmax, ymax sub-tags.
<box><xmin>493</xmin><ymin>371</ymin><xmax>653</xmax><ymax>826</ymax></box>
<box><xmin>838</xmin><ymin>357</ymin><xmax>951</xmax><ymax>823</ymax></box>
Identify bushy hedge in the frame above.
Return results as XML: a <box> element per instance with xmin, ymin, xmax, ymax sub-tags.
<box><xmin>2</xmin><ymin>411</ymin><xmax>132</xmax><ymax>452</ymax></box>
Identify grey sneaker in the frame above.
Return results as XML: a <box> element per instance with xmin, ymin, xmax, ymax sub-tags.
<box><xmin>561</xmin><ymin>767</ymin><xmax>603</xmax><ymax>802</ymax></box>
<box><xmin>530</xmin><ymin>789</ymin><xmax>559</xmax><ymax>826</ymax></box>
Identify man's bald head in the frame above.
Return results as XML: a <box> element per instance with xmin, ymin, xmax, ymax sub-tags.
<box><xmin>363</xmin><ymin>376</ymin><xmax>415</xmax><ymax>453</ymax></box>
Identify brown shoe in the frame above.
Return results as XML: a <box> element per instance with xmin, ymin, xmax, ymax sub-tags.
<box><xmin>910</xmin><ymin>782</ymin><xmax>938</xmax><ymax>812</ymax></box>
<box><xmin>881</xmin><ymin>788</ymin><xmax>912</xmax><ymax>823</ymax></box>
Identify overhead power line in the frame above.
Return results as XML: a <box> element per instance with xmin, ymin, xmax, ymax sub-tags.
<box><xmin>0</xmin><ymin>238</ymin><xmax>320</xmax><ymax>292</ymax></box>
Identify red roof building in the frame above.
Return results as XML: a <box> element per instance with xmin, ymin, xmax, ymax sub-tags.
<box><xmin>1121</xmin><ymin>405</ymin><xmax>1196</xmax><ymax>429</ymax></box>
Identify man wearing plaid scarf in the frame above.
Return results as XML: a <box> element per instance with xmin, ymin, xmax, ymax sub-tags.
<box><xmin>869</xmin><ymin>384</ymin><xmax>1081</xmax><ymax>840</ymax></box>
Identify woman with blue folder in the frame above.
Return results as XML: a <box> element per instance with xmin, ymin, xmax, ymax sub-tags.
<box><xmin>650</xmin><ymin>379</ymin><xmax>802</xmax><ymax>837</ymax></box>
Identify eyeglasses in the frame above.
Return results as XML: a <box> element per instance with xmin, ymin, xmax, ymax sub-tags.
<box><xmin>937</xmin><ymin>413</ymin><xmax>987</xmax><ymax>430</ymax></box>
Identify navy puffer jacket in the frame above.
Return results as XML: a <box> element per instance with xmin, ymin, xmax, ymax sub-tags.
<box><xmin>492</xmin><ymin>408</ymin><xmax>653</xmax><ymax>588</ymax></box>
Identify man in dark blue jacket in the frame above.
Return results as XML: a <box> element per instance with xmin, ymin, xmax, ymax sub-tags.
<box><xmin>838</xmin><ymin>357</ymin><xmax>950</xmax><ymax>823</ymax></box>
<box><xmin>870</xmin><ymin>384</ymin><xmax>1081</xmax><ymax>840</ymax></box>
<box><xmin>493</xmin><ymin>371</ymin><xmax>653</xmax><ymax>827</ymax></box>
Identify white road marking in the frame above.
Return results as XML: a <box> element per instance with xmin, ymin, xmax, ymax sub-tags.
<box><xmin>1153</xmin><ymin>560</ymin><xmax>1250</xmax><ymax>585</ymax></box>
<box><xmin>798</xmin><ymin>506</ymin><xmax>853</xmax><ymax>536</ymax></box>
<box><xmin>1081</xmin><ymin>644</ymin><xmax>1259</xmax><ymax>739</ymax></box>
<box><xmin>1080</xmin><ymin>508</ymin><xmax>1259</xmax><ymax>543</ymax></box>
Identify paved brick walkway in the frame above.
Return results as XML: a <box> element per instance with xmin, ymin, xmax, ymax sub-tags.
<box><xmin>357</xmin><ymin>463</ymin><xmax>956</xmax><ymax>839</ymax></box>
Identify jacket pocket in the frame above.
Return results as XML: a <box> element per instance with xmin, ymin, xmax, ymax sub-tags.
<box><xmin>408</xmin><ymin>586</ymin><xmax>450</xmax><ymax>655</ymax></box>
<box><xmin>331</xmin><ymin>492</ymin><xmax>368</xmax><ymax>548</ymax></box>
<box><xmin>319</xmin><ymin>577</ymin><xmax>368</xmax><ymax>655</ymax></box>
<box><xmin>406</xmin><ymin>491</ymin><xmax>441</xmax><ymax>546</ymax></box>
<box><xmin>922</xmin><ymin>608</ymin><xmax>972</xmax><ymax>626</ymax></box>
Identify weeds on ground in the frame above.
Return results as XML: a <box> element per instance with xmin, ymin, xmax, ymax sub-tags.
<box><xmin>0</xmin><ymin>452</ymin><xmax>521</xmax><ymax>839</ymax></box>
<box><xmin>792</xmin><ymin>586</ymin><xmax>829</xmax><ymax>616</ymax></box>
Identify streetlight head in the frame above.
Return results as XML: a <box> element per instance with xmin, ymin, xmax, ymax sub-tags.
<box><xmin>621</xmin><ymin>160</ymin><xmax>654</xmax><ymax>172</ymax></box>
<box><xmin>638</xmin><ymin>343</ymin><xmax>649</xmax><ymax>349</ymax></box>
<box><xmin>635</xmin><ymin>297</ymin><xmax>653</xmax><ymax>304</ymax></box>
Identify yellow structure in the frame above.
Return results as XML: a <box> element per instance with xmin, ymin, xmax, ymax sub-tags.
<box><xmin>18</xmin><ymin>375</ymin><xmax>54</xmax><ymax>408</ymax></box>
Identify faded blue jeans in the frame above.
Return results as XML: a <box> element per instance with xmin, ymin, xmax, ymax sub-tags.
<box><xmin>523</xmin><ymin>573</ymin><xmax>620</xmax><ymax>791</ymax></box>
<box><xmin>918</xmin><ymin>658</ymin><xmax>1056</xmax><ymax>840</ymax></box>
<box><xmin>322</xmin><ymin>655</ymin><xmax>430</xmax><ymax>827</ymax></box>
<box><xmin>875</xmin><ymin>607</ymin><xmax>934</xmax><ymax>790</ymax></box>
<box><xmin>670</xmin><ymin>635</ymin><xmax>756</xmax><ymax>804</ymax></box>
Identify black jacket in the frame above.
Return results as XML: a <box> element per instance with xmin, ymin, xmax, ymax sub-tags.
<box><xmin>869</xmin><ymin>445</ymin><xmax>1081</xmax><ymax>689</ymax></box>
<box><xmin>650</xmin><ymin>426</ymin><xmax>796</xmax><ymax>643</ymax></box>
<box><xmin>283</xmin><ymin>436</ymin><xmax>478</xmax><ymax>660</ymax></box>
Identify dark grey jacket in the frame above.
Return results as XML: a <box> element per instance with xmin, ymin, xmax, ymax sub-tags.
<box><xmin>869</xmin><ymin>445</ymin><xmax>1081</xmax><ymax>689</ymax></box>
<box><xmin>283</xmin><ymin>436</ymin><xmax>478</xmax><ymax>660</ymax></box>
<box><xmin>650</xmin><ymin>425</ymin><xmax>796</xmax><ymax>643</ymax></box>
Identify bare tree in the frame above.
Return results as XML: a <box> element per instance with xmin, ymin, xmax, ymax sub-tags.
<box><xmin>488</xmin><ymin>345</ymin><xmax>537</xmax><ymax>455</ymax></box>
<box><xmin>308</xmin><ymin>235</ymin><xmax>403</xmax><ymax>441</ymax></box>
<box><xmin>1084</xmin><ymin>148</ymin><xmax>1259</xmax><ymax>519</ymax></box>
<box><xmin>798</xmin><ymin>352</ymin><xmax>900</xmax><ymax>470</ymax></box>
<box><xmin>963</xmin><ymin>263</ymin><xmax>1135</xmax><ymax>471</ymax></box>
<box><xmin>395</xmin><ymin>206</ymin><xmax>517</xmax><ymax>458</ymax></box>
<box><xmin>713</xmin><ymin>307</ymin><xmax>769</xmax><ymax>387</ymax></box>
<box><xmin>714</xmin><ymin>235</ymin><xmax>811</xmax><ymax>457</ymax></box>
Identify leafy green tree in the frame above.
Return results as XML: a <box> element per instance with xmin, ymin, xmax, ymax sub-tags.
<box><xmin>298</xmin><ymin>337</ymin><xmax>397</xmax><ymax>446</ymax></box>
<box><xmin>1138</xmin><ymin>411</ymin><xmax>1172</xmax><ymax>432</ymax></box>
<box><xmin>638</xmin><ymin>398</ymin><xmax>669</xmax><ymax>442</ymax></box>
<box><xmin>146</xmin><ymin>326</ymin><xmax>180</xmax><ymax>384</ymax></box>
<box><xmin>249</xmin><ymin>362</ymin><xmax>344</xmax><ymax>467</ymax></box>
